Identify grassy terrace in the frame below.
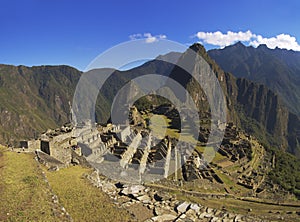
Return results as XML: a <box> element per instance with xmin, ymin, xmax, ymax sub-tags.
<box><xmin>0</xmin><ymin>146</ymin><xmax>54</xmax><ymax>221</ymax></box>
<box><xmin>148</xmin><ymin>114</ymin><xmax>179</xmax><ymax>139</ymax></box>
<box><xmin>148</xmin><ymin>114</ymin><xmax>201</xmax><ymax>142</ymax></box>
<box><xmin>0</xmin><ymin>146</ymin><xmax>132</xmax><ymax>222</ymax></box>
<box><xmin>45</xmin><ymin>166</ymin><xmax>132</xmax><ymax>222</ymax></box>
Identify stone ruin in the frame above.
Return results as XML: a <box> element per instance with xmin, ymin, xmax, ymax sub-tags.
<box><xmin>19</xmin><ymin>122</ymin><xmax>119</xmax><ymax>166</ymax></box>
<box><xmin>18</xmin><ymin>104</ymin><xmax>269</xmax><ymax>196</ymax></box>
<box><xmin>20</xmin><ymin>123</ymin><xmax>79</xmax><ymax>164</ymax></box>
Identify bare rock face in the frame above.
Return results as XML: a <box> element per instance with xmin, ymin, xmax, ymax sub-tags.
<box><xmin>151</xmin><ymin>214</ymin><xmax>177</xmax><ymax>221</ymax></box>
<box><xmin>87</xmin><ymin>170</ymin><xmax>101</xmax><ymax>187</ymax></box>
<box><xmin>137</xmin><ymin>194</ymin><xmax>151</xmax><ymax>203</ymax></box>
<box><xmin>176</xmin><ymin>201</ymin><xmax>190</xmax><ymax>213</ymax></box>
<box><xmin>121</xmin><ymin>184</ymin><xmax>145</xmax><ymax>196</ymax></box>
<box><xmin>101</xmin><ymin>182</ymin><xmax>117</xmax><ymax>194</ymax></box>
<box><xmin>190</xmin><ymin>203</ymin><xmax>200</xmax><ymax>212</ymax></box>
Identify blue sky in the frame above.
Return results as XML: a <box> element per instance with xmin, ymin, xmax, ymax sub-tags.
<box><xmin>1</xmin><ymin>0</ymin><xmax>300</xmax><ymax>70</ymax></box>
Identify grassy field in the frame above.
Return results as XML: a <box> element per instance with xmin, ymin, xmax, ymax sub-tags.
<box><xmin>0</xmin><ymin>146</ymin><xmax>55</xmax><ymax>221</ymax></box>
<box><xmin>45</xmin><ymin>166</ymin><xmax>132</xmax><ymax>222</ymax></box>
<box><xmin>0</xmin><ymin>146</ymin><xmax>132</xmax><ymax>222</ymax></box>
<box><xmin>149</xmin><ymin>114</ymin><xmax>179</xmax><ymax>139</ymax></box>
<box><xmin>149</xmin><ymin>114</ymin><xmax>199</xmax><ymax>142</ymax></box>
<box><xmin>213</xmin><ymin>168</ymin><xmax>250</xmax><ymax>195</ymax></box>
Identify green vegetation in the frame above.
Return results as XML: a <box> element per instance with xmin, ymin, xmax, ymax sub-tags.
<box><xmin>236</xmin><ymin>104</ymin><xmax>281</xmax><ymax>149</ymax></box>
<box><xmin>134</xmin><ymin>95</ymin><xmax>169</xmax><ymax>111</ymax></box>
<box><xmin>45</xmin><ymin>166</ymin><xmax>132</xmax><ymax>222</ymax></box>
<box><xmin>268</xmin><ymin>147</ymin><xmax>300</xmax><ymax>198</ymax></box>
<box><xmin>209</xmin><ymin>42</ymin><xmax>300</xmax><ymax>116</ymax></box>
<box><xmin>147</xmin><ymin>111</ymin><xmax>200</xmax><ymax>142</ymax></box>
<box><xmin>0</xmin><ymin>65</ymin><xmax>81</xmax><ymax>145</ymax></box>
<box><xmin>0</xmin><ymin>44</ymin><xmax>299</xmax><ymax>205</ymax></box>
<box><xmin>236</xmin><ymin>105</ymin><xmax>300</xmax><ymax>198</ymax></box>
<box><xmin>213</xmin><ymin>168</ymin><xmax>249</xmax><ymax>194</ymax></box>
<box><xmin>0</xmin><ymin>146</ymin><xmax>132</xmax><ymax>221</ymax></box>
<box><xmin>148</xmin><ymin>114</ymin><xmax>179</xmax><ymax>139</ymax></box>
<box><xmin>0</xmin><ymin>146</ymin><xmax>54</xmax><ymax>221</ymax></box>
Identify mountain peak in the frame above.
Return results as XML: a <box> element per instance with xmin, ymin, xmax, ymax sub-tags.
<box><xmin>189</xmin><ymin>43</ymin><xmax>206</xmax><ymax>54</ymax></box>
<box><xmin>156</xmin><ymin>52</ymin><xmax>182</xmax><ymax>64</ymax></box>
<box><xmin>233</xmin><ymin>41</ymin><xmax>246</xmax><ymax>48</ymax></box>
<box><xmin>211</xmin><ymin>41</ymin><xmax>249</xmax><ymax>52</ymax></box>
<box><xmin>257</xmin><ymin>44</ymin><xmax>269</xmax><ymax>50</ymax></box>
<box><xmin>208</xmin><ymin>37</ymin><xmax>300</xmax><ymax>117</ymax></box>
<box><xmin>188</xmin><ymin>43</ymin><xmax>213</xmax><ymax>61</ymax></box>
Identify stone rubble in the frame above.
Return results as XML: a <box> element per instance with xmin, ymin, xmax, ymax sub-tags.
<box><xmin>86</xmin><ymin>170</ymin><xmax>263</xmax><ymax>222</ymax></box>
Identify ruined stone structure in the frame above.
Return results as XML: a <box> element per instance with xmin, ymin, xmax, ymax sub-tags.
<box><xmin>19</xmin><ymin>122</ymin><xmax>120</xmax><ymax>165</ymax></box>
<box><xmin>39</xmin><ymin>127</ymin><xmax>78</xmax><ymax>164</ymax></box>
<box><xmin>20</xmin><ymin>139</ymin><xmax>40</xmax><ymax>152</ymax></box>
<box><xmin>19</xmin><ymin>105</ymin><xmax>269</xmax><ymax>197</ymax></box>
<box><xmin>19</xmin><ymin>124</ymin><xmax>79</xmax><ymax>164</ymax></box>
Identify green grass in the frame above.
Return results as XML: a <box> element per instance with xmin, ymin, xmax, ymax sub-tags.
<box><xmin>45</xmin><ymin>166</ymin><xmax>132</xmax><ymax>222</ymax></box>
<box><xmin>149</xmin><ymin>114</ymin><xmax>228</xmax><ymax>165</ymax></box>
<box><xmin>149</xmin><ymin>114</ymin><xmax>200</xmax><ymax>143</ymax></box>
<box><xmin>213</xmin><ymin>168</ymin><xmax>235</xmax><ymax>187</ymax></box>
<box><xmin>0</xmin><ymin>146</ymin><xmax>133</xmax><ymax>221</ymax></box>
<box><xmin>212</xmin><ymin>152</ymin><xmax>228</xmax><ymax>163</ymax></box>
<box><xmin>0</xmin><ymin>146</ymin><xmax>55</xmax><ymax>221</ymax></box>
<box><xmin>148</xmin><ymin>114</ymin><xmax>172</xmax><ymax>138</ymax></box>
<box><xmin>225</xmin><ymin>164</ymin><xmax>241</xmax><ymax>173</ymax></box>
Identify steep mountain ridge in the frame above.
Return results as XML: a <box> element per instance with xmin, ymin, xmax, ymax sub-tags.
<box><xmin>208</xmin><ymin>42</ymin><xmax>300</xmax><ymax>116</ymax></box>
<box><xmin>0</xmin><ymin>65</ymin><xmax>81</xmax><ymax>144</ymax></box>
<box><xmin>184</xmin><ymin>44</ymin><xmax>299</xmax><ymax>156</ymax></box>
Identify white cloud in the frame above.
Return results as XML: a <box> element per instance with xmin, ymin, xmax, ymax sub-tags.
<box><xmin>129</xmin><ymin>33</ymin><xmax>142</xmax><ymax>40</ymax></box>
<box><xmin>129</xmin><ymin>33</ymin><xmax>167</xmax><ymax>43</ymax></box>
<box><xmin>250</xmin><ymin>34</ymin><xmax>300</xmax><ymax>51</ymax></box>
<box><xmin>195</xmin><ymin>30</ymin><xmax>255</xmax><ymax>48</ymax></box>
<box><xmin>195</xmin><ymin>30</ymin><xmax>300</xmax><ymax>51</ymax></box>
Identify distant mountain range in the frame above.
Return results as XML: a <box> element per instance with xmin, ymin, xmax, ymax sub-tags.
<box><xmin>0</xmin><ymin>43</ymin><xmax>299</xmax><ymax>158</ymax></box>
<box><xmin>208</xmin><ymin>42</ymin><xmax>300</xmax><ymax>116</ymax></box>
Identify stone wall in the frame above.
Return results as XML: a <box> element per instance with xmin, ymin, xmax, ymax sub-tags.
<box><xmin>49</xmin><ymin>141</ymin><xmax>73</xmax><ymax>164</ymax></box>
<box><xmin>27</xmin><ymin>140</ymin><xmax>40</xmax><ymax>152</ymax></box>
